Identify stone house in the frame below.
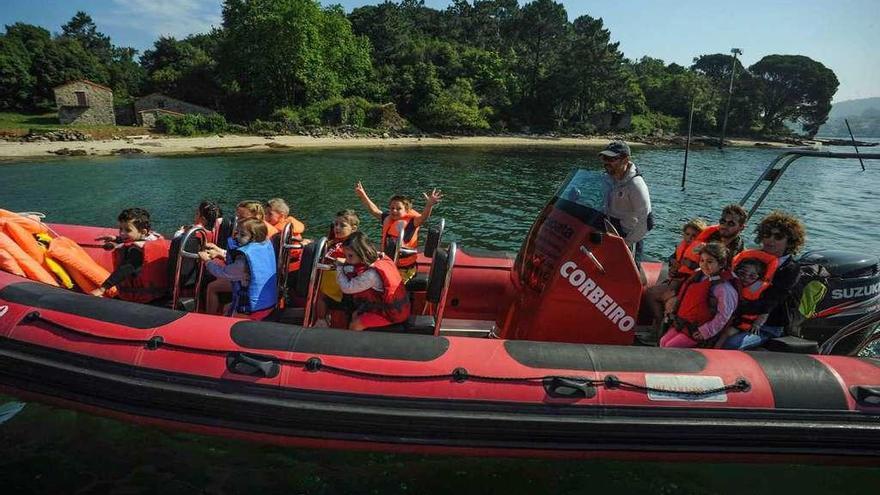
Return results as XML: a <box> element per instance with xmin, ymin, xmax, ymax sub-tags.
<box><xmin>134</xmin><ymin>94</ymin><xmax>216</xmax><ymax>127</ymax></box>
<box><xmin>53</xmin><ymin>80</ymin><xmax>116</xmax><ymax>126</ymax></box>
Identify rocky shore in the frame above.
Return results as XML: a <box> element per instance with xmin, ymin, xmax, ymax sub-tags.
<box><xmin>0</xmin><ymin>128</ymin><xmax>808</xmax><ymax>160</ymax></box>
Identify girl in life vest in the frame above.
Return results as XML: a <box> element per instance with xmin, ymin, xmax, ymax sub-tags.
<box><xmin>315</xmin><ymin>209</ymin><xmax>360</xmax><ymax>327</ymax></box>
<box><xmin>199</xmin><ymin>218</ymin><xmax>277</xmax><ymax>320</ymax></box>
<box><xmin>91</xmin><ymin>208</ymin><xmax>167</xmax><ymax>302</ymax></box>
<box><xmin>354</xmin><ymin>181</ymin><xmax>443</xmax><ymax>283</ymax></box>
<box><xmin>335</xmin><ymin>231</ymin><xmax>410</xmax><ymax>331</ymax></box>
<box><xmin>173</xmin><ymin>200</ymin><xmax>223</xmax><ymax>240</ymax></box>
<box><xmin>714</xmin><ymin>251</ymin><xmax>777</xmax><ymax>348</ymax></box>
<box><xmin>659</xmin><ymin>242</ymin><xmax>738</xmax><ymax>348</ymax></box>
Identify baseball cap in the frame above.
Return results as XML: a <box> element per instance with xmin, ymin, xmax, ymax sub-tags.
<box><xmin>598</xmin><ymin>140</ymin><xmax>631</xmax><ymax>158</ymax></box>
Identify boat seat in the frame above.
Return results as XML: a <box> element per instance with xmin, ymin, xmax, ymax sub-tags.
<box><xmin>371</xmin><ymin>242</ymin><xmax>457</xmax><ymax>336</ymax></box>
<box><xmin>404</xmin><ymin>220</ymin><xmax>444</xmax><ymax>293</ymax></box>
<box><xmin>405</xmin><ymin>272</ymin><xmax>429</xmax><ymax>291</ymax></box>
<box><xmin>763</xmin><ymin>336</ymin><xmax>819</xmax><ymax>354</ymax></box>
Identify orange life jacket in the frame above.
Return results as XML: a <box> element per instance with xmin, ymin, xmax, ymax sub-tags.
<box><xmin>680</xmin><ymin>225</ymin><xmax>720</xmax><ymax>275</ymax></box>
<box><xmin>345</xmin><ymin>256</ymin><xmax>410</xmax><ymax>325</ymax></box>
<box><xmin>0</xmin><ymin>231</ymin><xmax>58</xmax><ymax>286</ymax></box>
<box><xmin>731</xmin><ymin>249</ymin><xmax>780</xmax><ymax>330</ymax></box>
<box><xmin>670</xmin><ymin>270</ymin><xmax>733</xmax><ymax>334</ymax></box>
<box><xmin>48</xmin><ymin>236</ymin><xmax>117</xmax><ymax>297</ymax></box>
<box><xmin>381</xmin><ymin>211</ymin><xmax>421</xmax><ymax>268</ymax></box>
<box><xmin>671</xmin><ymin>238</ymin><xmax>696</xmax><ymax>278</ymax></box>
<box><xmin>272</xmin><ymin>216</ymin><xmax>306</xmax><ymax>272</ymax></box>
<box><xmin>114</xmin><ymin>237</ymin><xmax>171</xmax><ymax>303</ymax></box>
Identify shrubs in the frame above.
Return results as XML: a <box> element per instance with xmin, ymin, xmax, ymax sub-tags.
<box><xmin>630</xmin><ymin>112</ymin><xmax>682</xmax><ymax>135</ymax></box>
<box><xmin>154</xmin><ymin>113</ymin><xmax>227</xmax><ymax>136</ymax></box>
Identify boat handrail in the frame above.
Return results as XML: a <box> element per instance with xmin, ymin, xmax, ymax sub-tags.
<box><xmin>739</xmin><ymin>150</ymin><xmax>880</xmax><ymax>222</ymax></box>
<box><xmin>818</xmin><ymin>310</ymin><xmax>880</xmax><ymax>355</ymax></box>
<box><xmin>171</xmin><ymin>225</ymin><xmax>209</xmax><ymax>312</ymax></box>
<box><xmin>276</xmin><ymin>221</ymin><xmax>304</xmax><ymax>306</ymax></box>
<box><xmin>301</xmin><ymin>236</ymin><xmax>328</xmax><ymax>328</ymax></box>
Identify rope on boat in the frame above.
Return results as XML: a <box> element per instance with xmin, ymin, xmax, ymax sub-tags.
<box><xmin>19</xmin><ymin>311</ymin><xmax>751</xmax><ymax>398</ymax></box>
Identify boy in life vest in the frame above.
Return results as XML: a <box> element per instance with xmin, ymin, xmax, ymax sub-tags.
<box><xmin>90</xmin><ymin>208</ymin><xmax>165</xmax><ymax>301</ymax></box>
<box><xmin>315</xmin><ymin>209</ymin><xmax>360</xmax><ymax>327</ymax></box>
<box><xmin>643</xmin><ymin>218</ymin><xmax>707</xmax><ymax>337</ymax></box>
<box><xmin>715</xmin><ymin>256</ymin><xmax>771</xmax><ymax>348</ymax></box>
<box><xmin>354</xmin><ymin>181</ymin><xmax>442</xmax><ymax>283</ymax></box>
<box><xmin>198</xmin><ymin>218</ymin><xmax>277</xmax><ymax>320</ymax></box>
<box><xmin>660</xmin><ymin>242</ymin><xmax>738</xmax><ymax>348</ymax></box>
<box><xmin>335</xmin><ymin>231</ymin><xmax>410</xmax><ymax>331</ymax></box>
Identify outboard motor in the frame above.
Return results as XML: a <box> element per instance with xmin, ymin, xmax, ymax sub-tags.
<box><xmin>791</xmin><ymin>250</ymin><xmax>880</xmax><ymax>346</ymax></box>
<box><xmin>496</xmin><ymin>169</ymin><xmax>643</xmax><ymax>345</ymax></box>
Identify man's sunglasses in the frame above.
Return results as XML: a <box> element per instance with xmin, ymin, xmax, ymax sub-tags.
<box><xmin>718</xmin><ymin>218</ymin><xmax>740</xmax><ymax>227</ymax></box>
<box><xmin>761</xmin><ymin>230</ymin><xmax>787</xmax><ymax>241</ymax></box>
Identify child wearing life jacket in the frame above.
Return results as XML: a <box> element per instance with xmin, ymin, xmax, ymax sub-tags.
<box><xmin>315</xmin><ymin>209</ymin><xmax>360</xmax><ymax>327</ymax></box>
<box><xmin>202</xmin><ymin>200</ymin><xmax>278</xmax><ymax>310</ymax></box>
<box><xmin>660</xmin><ymin>242</ymin><xmax>738</xmax><ymax>348</ymax></box>
<box><xmin>715</xmin><ymin>252</ymin><xmax>776</xmax><ymax>348</ymax></box>
<box><xmin>199</xmin><ymin>218</ymin><xmax>277</xmax><ymax>320</ymax></box>
<box><xmin>173</xmin><ymin>200</ymin><xmax>223</xmax><ymax>239</ymax></box>
<box><xmin>644</xmin><ymin>218</ymin><xmax>707</xmax><ymax>336</ymax></box>
<box><xmin>354</xmin><ymin>181</ymin><xmax>442</xmax><ymax>283</ymax></box>
<box><xmin>90</xmin><ymin>208</ymin><xmax>165</xmax><ymax>302</ymax></box>
<box><xmin>335</xmin><ymin>231</ymin><xmax>410</xmax><ymax>331</ymax></box>
<box><xmin>265</xmin><ymin>198</ymin><xmax>306</xmax><ymax>240</ymax></box>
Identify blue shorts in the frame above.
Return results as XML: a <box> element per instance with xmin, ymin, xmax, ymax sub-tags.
<box><xmin>721</xmin><ymin>325</ymin><xmax>784</xmax><ymax>350</ymax></box>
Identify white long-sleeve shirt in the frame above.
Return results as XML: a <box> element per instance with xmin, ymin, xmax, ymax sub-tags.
<box><xmin>601</xmin><ymin>162</ymin><xmax>652</xmax><ymax>245</ymax></box>
<box><xmin>336</xmin><ymin>267</ymin><xmax>383</xmax><ymax>294</ymax></box>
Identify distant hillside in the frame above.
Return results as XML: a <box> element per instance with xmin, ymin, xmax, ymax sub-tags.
<box><xmin>819</xmin><ymin>97</ymin><xmax>880</xmax><ymax>137</ymax></box>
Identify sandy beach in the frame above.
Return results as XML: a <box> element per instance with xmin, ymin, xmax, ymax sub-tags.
<box><xmin>0</xmin><ymin>133</ymin><xmax>795</xmax><ymax>160</ymax></box>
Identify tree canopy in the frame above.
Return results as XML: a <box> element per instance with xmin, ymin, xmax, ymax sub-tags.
<box><xmin>0</xmin><ymin>3</ymin><xmax>839</xmax><ymax>137</ymax></box>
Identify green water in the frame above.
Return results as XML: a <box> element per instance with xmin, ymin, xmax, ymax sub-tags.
<box><xmin>2</xmin><ymin>145</ymin><xmax>880</xmax><ymax>493</ymax></box>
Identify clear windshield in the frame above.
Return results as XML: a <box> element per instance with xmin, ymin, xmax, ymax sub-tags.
<box><xmin>556</xmin><ymin>168</ymin><xmax>606</xmax><ymax>210</ymax></box>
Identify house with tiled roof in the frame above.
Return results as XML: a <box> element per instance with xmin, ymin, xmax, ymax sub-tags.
<box><xmin>53</xmin><ymin>80</ymin><xmax>116</xmax><ymax>125</ymax></box>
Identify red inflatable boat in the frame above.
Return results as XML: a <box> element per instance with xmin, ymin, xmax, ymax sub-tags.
<box><xmin>1</xmin><ymin>152</ymin><xmax>879</xmax><ymax>462</ymax></box>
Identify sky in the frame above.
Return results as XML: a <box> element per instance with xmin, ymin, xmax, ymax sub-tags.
<box><xmin>1</xmin><ymin>0</ymin><xmax>877</xmax><ymax>102</ymax></box>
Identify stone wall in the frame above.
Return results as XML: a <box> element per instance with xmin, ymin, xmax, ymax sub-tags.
<box><xmin>54</xmin><ymin>81</ymin><xmax>116</xmax><ymax>126</ymax></box>
<box><xmin>134</xmin><ymin>94</ymin><xmax>215</xmax><ymax>125</ymax></box>
<box><xmin>139</xmin><ymin>109</ymin><xmax>184</xmax><ymax>128</ymax></box>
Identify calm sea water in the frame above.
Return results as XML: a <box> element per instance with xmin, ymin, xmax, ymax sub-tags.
<box><xmin>2</xmin><ymin>143</ymin><xmax>879</xmax><ymax>493</ymax></box>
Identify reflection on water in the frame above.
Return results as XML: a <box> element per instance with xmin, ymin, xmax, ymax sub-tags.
<box><xmin>2</xmin><ymin>145</ymin><xmax>880</xmax><ymax>492</ymax></box>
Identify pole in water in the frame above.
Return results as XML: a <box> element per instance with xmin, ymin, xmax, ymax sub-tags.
<box><xmin>845</xmin><ymin>118</ymin><xmax>866</xmax><ymax>171</ymax></box>
<box><xmin>682</xmin><ymin>92</ymin><xmax>696</xmax><ymax>190</ymax></box>
<box><xmin>718</xmin><ymin>48</ymin><xmax>742</xmax><ymax>150</ymax></box>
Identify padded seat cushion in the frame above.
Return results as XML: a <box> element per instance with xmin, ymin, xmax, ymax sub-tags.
<box><xmin>764</xmin><ymin>336</ymin><xmax>819</xmax><ymax>354</ymax></box>
<box><xmin>405</xmin><ymin>272</ymin><xmax>429</xmax><ymax>292</ymax></box>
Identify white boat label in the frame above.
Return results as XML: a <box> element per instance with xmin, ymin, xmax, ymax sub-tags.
<box><xmin>0</xmin><ymin>305</ymin><xmax>7</xmax><ymax>318</ymax></box>
<box><xmin>559</xmin><ymin>260</ymin><xmax>636</xmax><ymax>332</ymax></box>
<box><xmin>645</xmin><ymin>374</ymin><xmax>728</xmax><ymax>402</ymax></box>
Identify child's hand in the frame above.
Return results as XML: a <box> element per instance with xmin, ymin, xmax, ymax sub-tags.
<box><xmin>204</xmin><ymin>242</ymin><xmax>218</xmax><ymax>250</ymax></box>
<box><xmin>89</xmin><ymin>287</ymin><xmax>107</xmax><ymax>297</ymax></box>
<box><xmin>664</xmin><ymin>297</ymin><xmax>678</xmax><ymax>315</ymax></box>
<box><xmin>197</xmin><ymin>251</ymin><xmax>213</xmax><ymax>262</ymax></box>
<box><xmin>423</xmin><ymin>188</ymin><xmax>443</xmax><ymax>205</ymax></box>
<box><xmin>354</xmin><ymin>181</ymin><xmax>367</xmax><ymax>198</ymax></box>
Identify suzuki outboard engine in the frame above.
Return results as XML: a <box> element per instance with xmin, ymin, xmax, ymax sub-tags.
<box><xmin>791</xmin><ymin>250</ymin><xmax>880</xmax><ymax>350</ymax></box>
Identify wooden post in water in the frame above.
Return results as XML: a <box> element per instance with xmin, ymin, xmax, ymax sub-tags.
<box><xmin>845</xmin><ymin>118</ymin><xmax>866</xmax><ymax>171</ymax></box>
<box><xmin>682</xmin><ymin>93</ymin><xmax>696</xmax><ymax>191</ymax></box>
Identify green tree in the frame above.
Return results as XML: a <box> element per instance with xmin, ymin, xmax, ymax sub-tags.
<box><xmin>419</xmin><ymin>78</ymin><xmax>490</xmax><ymax>130</ymax></box>
<box><xmin>0</xmin><ymin>34</ymin><xmax>35</xmax><ymax>110</ymax></box>
<box><xmin>511</xmin><ymin>0</ymin><xmax>570</xmax><ymax>126</ymax></box>
<box><xmin>141</xmin><ymin>35</ymin><xmax>222</xmax><ymax>108</ymax></box>
<box><xmin>220</xmin><ymin>0</ymin><xmax>373</xmax><ymax>118</ymax></box>
<box><xmin>749</xmin><ymin>54</ymin><xmax>839</xmax><ymax>136</ymax></box>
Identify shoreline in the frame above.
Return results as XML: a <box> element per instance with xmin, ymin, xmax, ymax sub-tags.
<box><xmin>0</xmin><ymin>133</ymin><xmax>802</xmax><ymax>160</ymax></box>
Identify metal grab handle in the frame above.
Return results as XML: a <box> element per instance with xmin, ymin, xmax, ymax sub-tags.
<box><xmin>302</xmin><ymin>237</ymin><xmax>328</xmax><ymax>328</ymax></box>
<box><xmin>171</xmin><ymin>225</ymin><xmax>209</xmax><ymax>312</ymax></box>
<box><xmin>579</xmin><ymin>245</ymin><xmax>606</xmax><ymax>274</ymax></box>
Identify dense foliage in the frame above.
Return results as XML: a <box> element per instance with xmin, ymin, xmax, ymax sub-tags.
<box><xmin>0</xmin><ymin>1</ymin><xmax>840</xmax><ymax>137</ymax></box>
